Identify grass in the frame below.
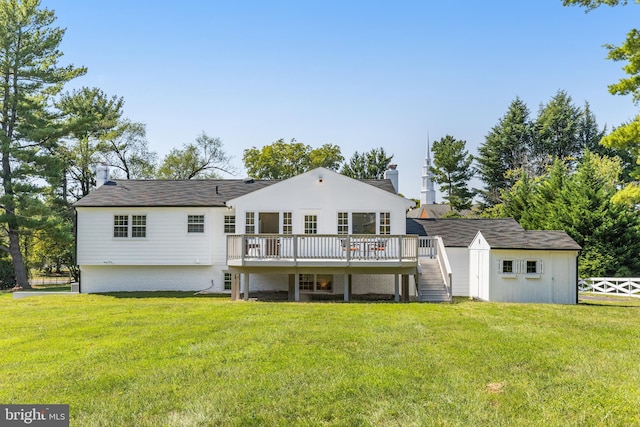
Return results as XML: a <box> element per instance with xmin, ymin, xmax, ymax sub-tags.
<box><xmin>1</xmin><ymin>293</ymin><xmax>639</xmax><ymax>426</ymax></box>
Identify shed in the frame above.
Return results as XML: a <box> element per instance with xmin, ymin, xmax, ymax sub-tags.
<box><xmin>469</xmin><ymin>230</ymin><xmax>581</xmax><ymax>304</ymax></box>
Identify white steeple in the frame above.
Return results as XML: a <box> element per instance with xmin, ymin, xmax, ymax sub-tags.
<box><xmin>420</xmin><ymin>136</ymin><xmax>436</xmax><ymax>206</ymax></box>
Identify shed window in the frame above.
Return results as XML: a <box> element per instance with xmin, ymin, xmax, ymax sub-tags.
<box><xmin>501</xmin><ymin>260</ymin><xmax>514</xmax><ymax>274</ymax></box>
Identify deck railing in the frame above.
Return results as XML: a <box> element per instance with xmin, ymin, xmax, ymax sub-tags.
<box><xmin>227</xmin><ymin>234</ymin><xmax>423</xmax><ymax>262</ymax></box>
<box><xmin>434</xmin><ymin>236</ymin><xmax>453</xmax><ymax>302</ymax></box>
<box><xmin>579</xmin><ymin>278</ymin><xmax>640</xmax><ymax>298</ymax></box>
<box><xmin>418</xmin><ymin>236</ymin><xmax>437</xmax><ymax>258</ymax></box>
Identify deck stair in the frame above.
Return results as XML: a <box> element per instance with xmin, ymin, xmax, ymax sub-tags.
<box><xmin>418</xmin><ymin>258</ymin><xmax>450</xmax><ymax>303</ymax></box>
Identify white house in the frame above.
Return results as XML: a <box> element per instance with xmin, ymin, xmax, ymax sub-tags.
<box><xmin>75</xmin><ymin>167</ymin><xmax>581</xmax><ymax>304</ymax></box>
<box><xmin>469</xmin><ymin>230</ymin><xmax>581</xmax><ymax>304</ymax></box>
<box><xmin>74</xmin><ymin>167</ymin><xmax>421</xmax><ymax>301</ymax></box>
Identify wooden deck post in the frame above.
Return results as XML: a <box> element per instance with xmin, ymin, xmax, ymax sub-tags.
<box><xmin>344</xmin><ymin>274</ymin><xmax>350</xmax><ymax>302</ymax></box>
<box><xmin>394</xmin><ymin>274</ymin><xmax>400</xmax><ymax>302</ymax></box>
<box><xmin>294</xmin><ymin>273</ymin><xmax>300</xmax><ymax>302</ymax></box>
<box><xmin>230</xmin><ymin>273</ymin><xmax>238</xmax><ymax>301</ymax></box>
<box><xmin>402</xmin><ymin>274</ymin><xmax>409</xmax><ymax>303</ymax></box>
<box><xmin>243</xmin><ymin>273</ymin><xmax>250</xmax><ymax>301</ymax></box>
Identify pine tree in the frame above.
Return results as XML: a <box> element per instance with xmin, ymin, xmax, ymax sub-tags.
<box><xmin>476</xmin><ymin>97</ymin><xmax>533</xmax><ymax>207</ymax></box>
<box><xmin>430</xmin><ymin>135</ymin><xmax>474</xmax><ymax>212</ymax></box>
<box><xmin>0</xmin><ymin>0</ymin><xmax>85</xmax><ymax>288</ymax></box>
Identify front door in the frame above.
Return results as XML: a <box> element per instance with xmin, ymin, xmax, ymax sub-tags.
<box><xmin>259</xmin><ymin>213</ymin><xmax>280</xmax><ymax>256</ymax></box>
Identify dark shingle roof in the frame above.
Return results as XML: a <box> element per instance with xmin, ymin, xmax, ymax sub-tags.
<box><xmin>360</xmin><ymin>179</ymin><xmax>397</xmax><ymax>194</ymax></box>
<box><xmin>407</xmin><ymin>218</ymin><xmax>581</xmax><ymax>251</ymax></box>
<box><xmin>407</xmin><ymin>218</ymin><xmax>524</xmax><ymax>246</ymax></box>
<box><xmin>74</xmin><ymin>177</ymin><xmax>398</xmax><ymax>207</ymax></box>
<box><xmin>480</xmin><ymin>230</ymin><xmax>582</xmax><ymax>251</ymax></box>
<box><xmin>73</xmin><ymin>179</ymin><xmax>279</xmax><ymax>207</ymax></box>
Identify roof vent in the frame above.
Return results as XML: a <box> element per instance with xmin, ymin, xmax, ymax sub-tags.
<box><xmin>243</xmin><ymin>177</ymin><xmax>255</xmax><ymax>184</ymax></box>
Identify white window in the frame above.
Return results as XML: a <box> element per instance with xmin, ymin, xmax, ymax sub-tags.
<box><xmin>352</xmin><ymin>212</ymin><xmax>376</xmax><ymax>234</ymax></box>
<box><xmin>224</xmin><ymin>215</ymin><xmax>235</xmax><ymax>233</ymax></box>
<box><xmin>500</xmin><ymin>259</ymin><xmax>515</xmax><ymax>275</ymax></box>
<box><xmin>525</xmin><ymin>260</ymin><xmax>542</xmax><ymax>278</ymax></box>
<box><xmin>188</xmin><ymin>215</ymin><xmax>205</xmax><ymax>233</ymax></box>
<box><xmin>223</xmin><ymin>272</ymin><xmax>233</xmax><ymax>291</ymax></box>
<box><xmin>113</xmin><ymin>215</ymin><xmax>128</xmax><ymax>238</ymax></box>
<box><xmin>114</xmin><ymin>214</ymin><xmax>146</xmax><ymax>238</ymax></box>
<box><xmin>304</xmin><ymin>215</ymin><xmax>317</xmax><ymax>234</ymax></box>
<box><xmin>299</xmin><ymin>274</ymin><xmax>333</xmax><ymax>292</ymax></box>
<box><xmin>337</xmin><ymin>212</ymin><xmax>349</xmax><ymax>235</ymax></box>
<box><xmin>283</xmin><ymin>212</ymin><xmax>292</xmax><ymax>234</ymax></box>
<box><xmin>379</xmin><ymin>212</ymin><xmax>390</xmax><ymax>235</ymax></box>
<box><xmin>131</xmin><ymin>215</ymin><xmax>147</xmax><ymax>238</ymax></box>
<box><xmin>245</xmin><ymin>212</ymin><xmax>255</xmax><ymax>234</ymax></box>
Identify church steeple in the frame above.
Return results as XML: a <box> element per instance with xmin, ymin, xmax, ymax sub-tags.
<box><xmin>420</xmin><ymin>136</ymin><xmax>436</xmax><ymax>206</ymax></box>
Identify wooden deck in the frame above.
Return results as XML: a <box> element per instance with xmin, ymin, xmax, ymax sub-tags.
<box><xmin>227</xmin><ymin>234</ymin><xmax>436</xmax><ymax>268</ymax></box>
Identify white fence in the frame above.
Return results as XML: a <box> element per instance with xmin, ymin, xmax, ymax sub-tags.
<box><xmin>578</xmin><ymin>278</ymin><xmax>640</xmax><ymax>298</ymax></box>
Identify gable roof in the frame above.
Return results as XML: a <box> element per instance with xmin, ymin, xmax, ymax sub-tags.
<box><xmin>74</xmin><ymin>172</ymin><xmax>399</xmax><ymax>208</ymax></box>
<box><xmin>73</xmin><ymin>179</ymin><xmax>279</xmax><ymax>207</ymax></box>
<box><xmin>407</xmin><ymin>218</ymin><xmax>524</xmax><ymax>246</ymax></box>
<box><xmin>406</xmin><ymin>204</ymin><xmax>470</xmax><ymax>219</ymax></box>
<box><xmin>225</xmin><ymin>167</ymin><xmax>407</xmax><ymax>207</ymax></box>
<box><xmin>478</xmin><ymin>230</ymin><xmax>582</xmax><ymax>251</ymax></box>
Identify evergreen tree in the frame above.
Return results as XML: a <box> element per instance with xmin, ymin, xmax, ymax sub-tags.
<box><xmin>476</xmin><ymin>97</ymin><xmax>533</xmax><ymax>206</ymax></box>
<box><xmin>340</xmin><ymin>147</ymin><xmax>393</xmax><ymax>179</ymax></box>
<box><xmin>532</xmin><ymin>90</ymin><xmax>582</xmax><ymax>172</ymax></box>
<box><xmin>0</xmin><ymin>0</ymin><xmax>85</xmax><ymax>288</ymax></box>
<box><xmin>497</xmin><ymin>152</ymin><xmax>640</xmax><ymax>276</ymax></box>
<box><xmin>430</xmin><ymin>135</ymin><xmax>475</xmax><ymax>212</ymax></box>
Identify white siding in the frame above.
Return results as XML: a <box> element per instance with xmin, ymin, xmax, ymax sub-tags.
<box><xmin>77</xmin><ymin>207</ymin><xmax>229</xmax><ymax>266</ymax></box>
<box><xmin>486</xmin><ymin>249</ymin><xmax>578</xmax><ymax>304</ymax></box>
<box><xmin>228</xmin><ymin>168</ymin><xmax>412</xmax><ymax>235</ymax></box>
<box><xmin>80</xmin><ymin>265</ymin><xmax>222</xmax><ymax>293</ymax></box>
<box><xmin>444</xmin><ymin>247</ymin><xmax>470</xmax><ymax>296</ymax></box>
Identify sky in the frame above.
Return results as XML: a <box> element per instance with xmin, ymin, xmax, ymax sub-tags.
<box><xmin>41</xmin><ymin>0</ymin><xmax>640</xmax><ymax>200</ymax></box>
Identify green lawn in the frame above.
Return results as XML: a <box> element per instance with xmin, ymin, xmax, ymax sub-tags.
<box><xmin>1</xmin><ymin>293</ymin><xmax>639</xmax><ymax>426</ymax></box>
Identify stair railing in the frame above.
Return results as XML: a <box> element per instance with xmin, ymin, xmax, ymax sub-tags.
<box><xmin>434</xmin><ymin>236</ymin><xmax>453</xmax><ymax>303</ymax></box>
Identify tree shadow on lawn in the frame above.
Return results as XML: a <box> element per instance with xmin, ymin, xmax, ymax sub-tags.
<box><xmin>578</xmin><ymin>294</ymin><xmax>640</xmax><ymax>308</ymax></box>
<box><xmin>97</xmin><ymin>291</ymin><xmax>231</xmax><ymax>299</ymax></box>
<box><xmin>96</xmin><ymin>291</ymin><xmax>457</xmax><ymax>303</ymax></box>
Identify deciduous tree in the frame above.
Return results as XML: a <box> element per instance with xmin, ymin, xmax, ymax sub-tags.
<box><xmin>243</xmin><ymin>138</ymin><xmax>343</xmax><ymax>179</ymax></box>
<box><xmin>157</xmin><ymin>132</ymin><xmax>234</xmax><ymax>179</ymax></box>
<box><xmin>100</xmin><ymin>120</ymin><xmax>157</xmax><ymax>179</ymax></box>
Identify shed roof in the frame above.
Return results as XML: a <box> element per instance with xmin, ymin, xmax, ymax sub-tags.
<box><xmin>479</xmin><ymin>230</ymin><xmax>582</xmax><ymax>251</ymax></box>
<box><xmin>407</xmin><ymin>218</ymin><xmax>524</xmax><ymax>246</ymax></box>
<box><xmin>74</xmin><ymin>177</ymin><xmax>398</xmax><ymax>207</ymax></box>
